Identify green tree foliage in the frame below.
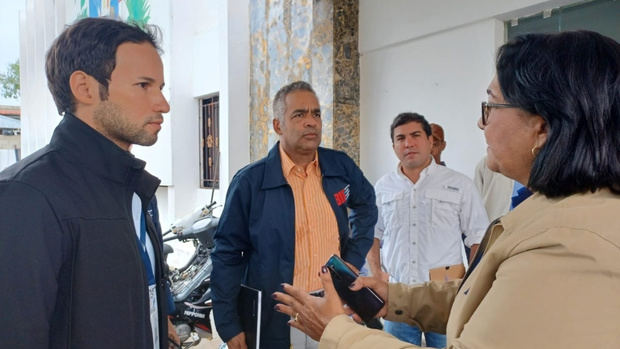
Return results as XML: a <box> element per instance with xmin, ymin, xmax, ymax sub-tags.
<box><xmin>0</xmin><ymin>60</ymin><xmax>20</xmax><ymax>99</ymax></box>
<box><xmin>126</xmin><ymin>0</ymin><xmax>151</xmax><ymax>27</ymax></box>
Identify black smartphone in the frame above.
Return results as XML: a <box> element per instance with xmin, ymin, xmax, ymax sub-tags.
<box><xmin>325</xmin><ymin>254</ymin><xmax>385</xmax><ymax>323</ymax></box>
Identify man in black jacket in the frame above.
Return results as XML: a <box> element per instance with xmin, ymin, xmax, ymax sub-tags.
<box><xmin>0</xmin><ymin>18</ymin><xmax>177</xmax><ymax>348</ymax></box>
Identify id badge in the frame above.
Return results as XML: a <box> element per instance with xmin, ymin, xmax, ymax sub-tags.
<box><xmin>149</xmin><ymin>284</ymin><xmax>159</xmax><ymax>348</ymax></box>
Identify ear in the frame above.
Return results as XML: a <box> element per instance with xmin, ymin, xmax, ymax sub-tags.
<box><xmin>69</xmin><ymin>71</ymin><xmax>100</xmax><ymax>106</ymax></box>
<box><xmin>530</xmin><ymin>115</ymin><xmax>548</xmax><ymax>149</ymax></box>
<box><xmin>273</xmin><ymin>118</ymin><xmax>283</xmax><ymax>135</ymax></box>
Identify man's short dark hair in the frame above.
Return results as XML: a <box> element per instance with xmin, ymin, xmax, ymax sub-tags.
<box><xmin>272</xmin><ymin>81</ymin><xmax>316</xmax><ymax>121</ymax></box>
<box><xmin>496</xmin><ymin>30</ymin><xmax>620</xmax><ymax>197</ymax></box>
<box><xmin>390</xmin><ymin>112</ymin><xmax>432</xmax><ymax>142</ymax></box>
<box><xmin>45</xmin><ymin>17</ymin><xmax>161</xmax><ymax>115</ymax></box>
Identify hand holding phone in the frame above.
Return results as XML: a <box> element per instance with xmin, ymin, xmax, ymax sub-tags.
<box><xmin>325</xmin><ymin>254</ymin><xmax>385</xmax><ymax>323</ymax></box>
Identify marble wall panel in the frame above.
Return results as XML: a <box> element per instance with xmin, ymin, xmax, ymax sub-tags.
<box><xmin>249</xmin><ymin>0</ymin><xmax>359</xmax><ymax>163</ymax></box>
<box><xmin>333</xmin><ymin>0</ymin><xmax>360</xmax><ymax>163</ymax></box>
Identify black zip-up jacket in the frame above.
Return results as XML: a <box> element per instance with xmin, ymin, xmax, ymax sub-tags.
<box><xmin>0</xmin><ymin>114</ymin><xmax>168</xmax><ymax>348</ymax></box>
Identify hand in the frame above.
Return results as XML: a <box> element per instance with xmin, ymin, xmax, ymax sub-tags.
<box><xmin>344</xmin><ymin>261</ymin><xmax>359</xmax><ymax>275</ymax></box>
<box><xmin>368</xmin><ymin>266</ymin><xmax>389</xmax><ymax>282</ymax></box>
<box><xmin>273</xmin><ymin>266</ymin><xmax>347</xmax><ymax>341</ymax></box>
<box><xmin>347</xmin><ymin>276</ymin><xmax>389</xmax><ymax>322</ymax></box>
<box><xmin>167</xmin><ymin>318</ymin><xmax>181</xmax><ymax>349</ymax></box>
<box><xmin>226</xmin><ymin>332</ymin><xmax>248</xmax><ymax>349</ymax></box>
<box><xmin>376</xmin><ymin>270</ymin><xmax>389</xmax><ymax>282</ymax></box>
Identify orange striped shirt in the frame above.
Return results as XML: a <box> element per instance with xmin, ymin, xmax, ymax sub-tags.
<box><xmin>280</xmin><ymin>145</ymin><xmax>340</xmax><ymax>292</ymax></box>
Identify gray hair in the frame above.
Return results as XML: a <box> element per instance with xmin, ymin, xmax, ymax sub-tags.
<box><xmin>272</xmin><ymin>81</ymin><xmax>317</xmax><ymax>121</ymax></box>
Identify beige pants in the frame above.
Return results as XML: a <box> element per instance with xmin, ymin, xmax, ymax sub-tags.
<box><xmin>290</xmin><ymin>326</ymin><xmax>319</xmax><ymax>349</ymax></box>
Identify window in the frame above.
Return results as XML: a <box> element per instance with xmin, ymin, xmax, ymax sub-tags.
<box><xmin>200</xmin><ymin>95</ymin><xmax>220</xmax><ymax>189</ymax></box>
<box><xmin>506</xmin><ymin>0</ymin><xmax>619</xmax><ymax>41</ymax></box>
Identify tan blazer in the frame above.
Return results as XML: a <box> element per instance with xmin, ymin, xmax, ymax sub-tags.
<box><xmin>321</xmin><ymin>190</ymin><xmax>620</xmax><ymax>348</ymax></box>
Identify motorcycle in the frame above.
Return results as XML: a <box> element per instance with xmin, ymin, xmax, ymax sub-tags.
<box><xmin>163</xmin><ymin>201</ymin><xmax>219</xmax><ymax>348</ymax></box>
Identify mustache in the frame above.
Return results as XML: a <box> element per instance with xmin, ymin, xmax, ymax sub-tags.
<box><xmin>144</xmin><ymin>115</ymin><xmax>164</xmax><ymax>124</ymax></box>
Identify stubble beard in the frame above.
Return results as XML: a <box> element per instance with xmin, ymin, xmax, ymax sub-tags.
<box><xmin>93</xmin><ymin>101</ymin><xmax>159</xmax><ymax>148</ymax></box>
<box><xmin>401</xmin><ymin>152</ymin><xmax>431</xmax><ymax>171</ymax></box>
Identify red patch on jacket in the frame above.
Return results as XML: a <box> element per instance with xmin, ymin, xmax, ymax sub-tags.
<box><xmin>333</xmin><ymin>185</ymin><xmax>350</xmax><ymax>206</ymax></box>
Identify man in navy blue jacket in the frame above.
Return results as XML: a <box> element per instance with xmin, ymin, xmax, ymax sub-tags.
<box><xmin>211</xmin><ymin>81</ymin><xmax>377</xmax><ymax>349</ymax></box>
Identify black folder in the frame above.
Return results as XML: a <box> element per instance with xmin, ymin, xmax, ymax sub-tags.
<box><xmin>238</xmin><ymin>284</ymin><xmax>261</xmax><ymax>349</ymax></box>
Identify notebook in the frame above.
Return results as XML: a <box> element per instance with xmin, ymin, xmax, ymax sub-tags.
<box><xmin>238</xmin><ymin>284</ymin><xmax>261</xmax><ymax>349</ymax></box>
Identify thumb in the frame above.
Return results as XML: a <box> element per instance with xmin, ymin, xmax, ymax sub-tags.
<box><xmin>319</xmin><ymin>266</ymin><xmax>340</xmax><ymax>300</ymax></box>
<box><xmin>349</xmin><ymin>275</ymin><xmax>375</xmax><ymax>291</ymax></box>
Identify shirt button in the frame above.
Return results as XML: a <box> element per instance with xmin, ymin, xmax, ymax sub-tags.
<box><xmin>412</xmin><ymin>241</ymin><xmax>416</xmax><ymax>245</ymax></box>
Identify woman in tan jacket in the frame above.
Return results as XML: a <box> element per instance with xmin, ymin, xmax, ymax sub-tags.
<box><xmin>273</xmin><ymin>30</ymin><xmax>620</xmax><ymax>349</ymax></box>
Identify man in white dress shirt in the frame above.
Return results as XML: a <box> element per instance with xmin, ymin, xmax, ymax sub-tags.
<box><xmin>366</xmin><ymin>112</ymin><xmax>488</xmax><ymax>348</ymax></box>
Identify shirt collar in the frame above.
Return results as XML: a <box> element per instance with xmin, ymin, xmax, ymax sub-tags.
<box><xmin>395</xmin><ymin>155</ymin><xmax>436</xmax><ymax>184</ymax></box>
<box><xmin>49</xmin><ymin>113</ymin><xmax>160</xmax><ymax>205</ymax></box>
<box><xmin>279</xmin><ymin>143</ymin><xmax>320</xmax><ymax>177</ymax></box>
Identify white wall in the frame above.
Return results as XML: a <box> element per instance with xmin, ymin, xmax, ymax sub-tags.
<box><xmin>360</xmin><ymin>0</ymin><xmax>580</xmax><ymax>54</ymax></box>
<box><xmin>221</xmin><ymin>0</ymin><xmax>251</xmax><ymax>197</ymax></box>
<box><xmin>358</xmin><ymin>0</ymin><xmax>581</xmax><ymax>183</ymax></box>
<box><xmin>162</xmin><ymin>0</ymin><xmax>249</xmax><ymax>229</ymax></box>
<box><xmin>132</xmin><ymin>0</ymin><xmax>173</xmax><ymax>186</ymax></box>
<box><xmin>166</xmin><ymin>0</ymin><xmax>205</xmax><ymax>227</ymax></box>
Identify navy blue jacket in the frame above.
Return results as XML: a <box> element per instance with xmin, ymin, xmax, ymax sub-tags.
<box><xmin>0</xmin><ymin>114</ymin><xmax>168</xmax><ymax>348</ymax></box>
<box><xmin>211</xmin><ymin>143</ymin><xmax>377</xmax><ymax>348</ymax></box>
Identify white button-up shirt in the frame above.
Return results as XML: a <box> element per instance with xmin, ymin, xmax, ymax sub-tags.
<box><xmin>375</xmin><ymin>160</ymin><xmax>489</xmax><ymax>284</ymax></box>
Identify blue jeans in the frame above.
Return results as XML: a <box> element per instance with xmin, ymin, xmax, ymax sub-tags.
<box><xmin>384</xmin><ymin>320</ymin><xmax>446</xmax><ymax>348</ymax></box>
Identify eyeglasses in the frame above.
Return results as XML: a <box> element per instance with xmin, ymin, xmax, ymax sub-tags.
<box><xmin>481</xmin><ymin>101</ymin><xmax>519</xmax><ymax>126</ymax></box>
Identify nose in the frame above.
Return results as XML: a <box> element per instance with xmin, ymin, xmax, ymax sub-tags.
<box><xmin>404</xmin><ymin>136</ymin><xmax>414</xmax><ymax>147</ymax></box>
<box><xmin>154</xmin><ymin>91</ymin><xmax>170</xmax><ymax>114</ymax></box>
<box><xmin>304</xmin><ymin>114</ymin><xmax>319</xmax><ymax>128</ymax></box>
